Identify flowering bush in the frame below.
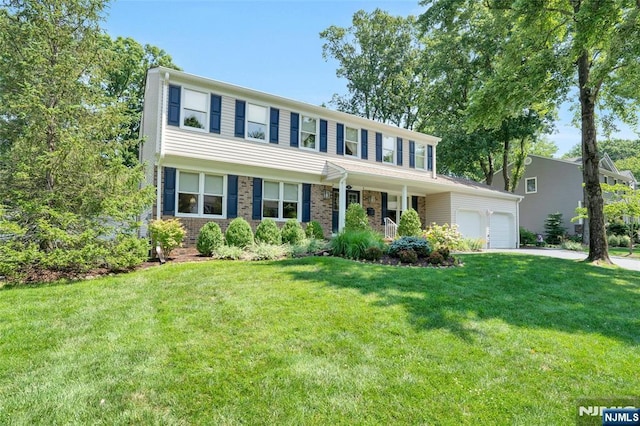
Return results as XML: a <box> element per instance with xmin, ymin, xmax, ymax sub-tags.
<box><xmin>422</xmin><ymin>223</ymin><xmax>464</xmax><ymax>251</ymax></box>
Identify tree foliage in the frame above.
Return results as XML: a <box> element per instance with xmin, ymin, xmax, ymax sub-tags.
<box><xmin>0</xmin><ymin>0</ymin><xmax>155</xmax><ymax>276</ymax></box>
<box><xmin>320</xmin><ymin>9</ymin><xmax>424</xmax><ymax>129</ymax></box>
<box><xmin>601</xmin><ymin>183</ymin><xmax>640</xmax><ymax>254</ymax></box>
<box><xmin>421</xmin><ymin>0</ymin><xmax>640</xmax><ymax>262</ymax></box>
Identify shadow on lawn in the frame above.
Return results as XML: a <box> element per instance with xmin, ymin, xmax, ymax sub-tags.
<box><xmin>279</xmin><ymin>254</ymin><xmax>640</xmax><ymax>344</ymax></box>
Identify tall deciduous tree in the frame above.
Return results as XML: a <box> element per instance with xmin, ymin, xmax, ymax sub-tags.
<box><xmin>320</xmin><ymin>9</ymin><xmax>424</xmax><ymax>129</ymax></box>
<box><xmin>602</xmin><ymin>183</ymin><xmax>640</xmax><ymax>254</ymax></box>
<box><xmin>0</xmin><ymin>0</ymin><xmax>155</xmax><ymax>275</ymax></box>
<box><xmin>419</xmin><ymin>1</ymin><xmax>553</xmax><ymax>190</ymax></box>
<box><xmin>422</xmin><ymin>0</ymin><xmax>640</xmax><ymax>263</ymax></box>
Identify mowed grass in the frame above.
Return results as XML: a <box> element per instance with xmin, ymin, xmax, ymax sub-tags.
<box><xmin>1</xmin><ymin>254</ymin><xmax>639</xmax><ymax>425</ymax></box>
<box><xmin>609</xmin><ymin>247</ymin><xmax>640</xmax><ymax>259</ymax></box>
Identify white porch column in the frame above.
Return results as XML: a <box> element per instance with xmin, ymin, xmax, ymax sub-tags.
<box><xmin>338</xmin><ymin>175</ymin><xmax>347</xmax><ymax>232</ymax></box>
<box><xmin>401</xmin><ymin>185</ymin><xmax>408</xmax><ymax>214</ymax></box>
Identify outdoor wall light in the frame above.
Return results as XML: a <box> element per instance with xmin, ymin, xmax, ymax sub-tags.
<box><xmin>323</xmin><ymin>190</ymin><xmax>332</xmax><ymax>200</ymax></box>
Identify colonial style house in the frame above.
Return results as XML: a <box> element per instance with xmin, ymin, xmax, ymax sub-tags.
<box><xmin>492</xmin><ymin>154</ymin><xmax>637</xmax><ymax>240</ymax></box>
<box><xmin>140</xmin><ymin>67</ymin><xmax>522</xmax><ymax>248</ymax></box>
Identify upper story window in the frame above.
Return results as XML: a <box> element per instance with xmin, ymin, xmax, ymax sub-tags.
<box><xmin>177</xmin><ymin>171</ymin><xmax>225</xmax><ymax>217</ymax></box>
<box><xmin>603</xmin><ymin>176</ymin><xmax>608</xmax><ymax>184</ymax></box>
<box><xmin>525</xmin><ymin>177</ymin><xmax>537</xmax><ymax>194</ymax></box>
<box><xmin>345</xmin><ymin>126</ymin><xmax>359</xmax><ymax>157</ymax></box>
<box><xmin>301</xmin><ymin>115</ymin><xmax>318</xmax><ymax>150</ymax></box>
<box><xmin>383</xmin><ymin>135</ymin><xmax>395</xmax><ymax>164</ymax></box>
<box><xmin>247</xmin><ymin>103</ymin><xmax>268</xmax><ymax>141</ymax></box>
<box><xmin>415</xmin><ymin>144</ymin><xmax>426</xmax><ymax>169</ymax></box>
<box><xmin>182</xmin><ymin>89</ymin><xmax>208</xmax><ymax>130</ymax></box>
<box><xmin>263</xmin><ymin>181</ymin><xmax>300</xmax><ymax>220</ymax></box>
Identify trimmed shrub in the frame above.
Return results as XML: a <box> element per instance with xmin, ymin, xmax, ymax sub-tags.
<box><xmin>305</xmin><ymin>220</ymin><xmax>325</xmax><ymax>240</ymax></box>
<box><xmin>397</xmin><ymin>208</ymin><xmax>422</xmax><ymax>237</ymax></box>
<box><xmin>197</xmin><ymin>222</ymin><xmax>224</xmax><ymax>256</ymax></box>
<box><xmin>345</xmin><ymin>203</ymin><xmax>369</xmax><ymax>231</ymax></box>
<box><xmin>331</xmin><ymin>230</ymin><xmax>384</xmax><ymax>260</ymax></box>
<box><xmin>423</xmin><ymin>223</ymin><xmax>463</xmax><ymax>251</ymax></box>
<box><xmin>459</xmin><ymin>238</ymin><xmax>484</xmax><ymax>252</ymax></box>
<box><xmin>225</xmin><ymin>217</ymin><xmax>254</xmax><ymax>248</ymax></box>
<box><xmin>104</xmin><ymin>236</ymin><xmax>150</xmax><ymax>270</ymax></box>
<box><xmin>427</xmin><ymin>251</ymin><xmax>445</xmax><ymax>265</ymax></box>
<box><xmin>436</xmin><ymin>247</ymin><xmax>450</xmax><ymax>260</ymax></box>
<box><xmin>519</xmin><ymin>227</ymin><xmax>537</xmax><ymax>245</ymax></box>
<box><xmin>363</xmin><ymin>246</ymin><xmax>383</xmax><ymax>261</ymax></box>
<box><xmin>608</xmin><ymin>221</ymin><xmax>629</xmax><ymax>236</ymax></box>
<box><xmin>607</xmin><ymin>234</ymin><xmax>620</xmax><ymax>248</ymax></box>
<box><xmin>389</xmin><ymin>236</ymin><xmax>431</xmax><ymax>258</ymax></box>
<box><xmin>281</xmin><ymin>219</ymin><xmax>305</xmax><ymax>245</ymax></box>
<box><xmin>149</xmin><ymin>218</ymin><xmax>186</xmax><ymax>258</ymax></box>
<box><xmin>619</xmin><ymin>235</ymin><xmax>631</xmax><ymax>248</ymax></box>
<box><xmin>255</xmin><ymin>219</ymin><xmax>282</xmax><ymax>245</ymax></box>
<box><xmin>398</xmin><ymin>249</ymin><xmax>418</xmax><ymax>264</ymax></box>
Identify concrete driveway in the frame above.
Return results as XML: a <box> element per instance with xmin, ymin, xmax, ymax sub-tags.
<box><xmin>484</xmin><ymin>248</ymin><xmax>640</xmax><ymax>272</ymax></box>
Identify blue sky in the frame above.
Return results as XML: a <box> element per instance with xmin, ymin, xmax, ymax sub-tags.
<box><xmin>103</xmin><ymin>0</ymin><xmax>636</xmax><ymax>156</ymax></box>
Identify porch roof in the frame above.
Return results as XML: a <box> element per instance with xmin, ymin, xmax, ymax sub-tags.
<box><xmin>323</xmin><ymin>159</ymin><xmax>522</xmax><ymax>200</ymax></box>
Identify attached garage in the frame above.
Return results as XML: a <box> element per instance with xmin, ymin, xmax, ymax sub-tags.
<box><xmin>490</xmin><ymin>212</ymin><xmax>516</xmax><ymax>248</ymax></box>
<box><xmin>456</xmin><ymin>210</ymin><xmax>484</xmax><ymax>240</ymax></box>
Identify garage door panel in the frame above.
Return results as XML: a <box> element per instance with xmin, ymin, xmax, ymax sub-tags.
<box><xmin>456</xmin><ymin>210</ymin><xmax>483</xmax><ymax>239</ymax></box>
<box><xmin>491</xmin><ymin>213</ymin><xmax>515</xmax><ymax>248</ymax></box>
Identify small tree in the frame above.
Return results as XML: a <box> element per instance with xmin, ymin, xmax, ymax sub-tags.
<box><xmin>345</xmin><ymin>203</ymin><xmax>369</xmax><ymax>232</ymax></box>
<box><xmin>255</xmin><ymin>219</ymin><xmax>282</xmax><ymax>245</ymax></box>
<box><xmin>602</xmin><ymin>183</ymin><xmax>640</xmax><ymax>254</ymax></box>
<box><xmin>149</xmin><ymin>219</ymin><xmax>186</xmax><ymax>258</ymax></box>
<box><xmin>225</xmin><ymin>218</ymin><xmax>254</xmax><ymax>248</ymax></box>
<box><xmin>544</xmin><ymin>212</ymin><xmax>566</xmax><ymax>245</ymax></box>
<box><xmin>397</xmin><ymin>208</ymin><xmax>422</xmax><ymax>237</ymax></box>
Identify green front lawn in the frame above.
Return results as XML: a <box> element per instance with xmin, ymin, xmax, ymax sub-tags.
<box><xmin>609</xmin><ymin>247</ymin><xmax>640</xmax><ymax>259</ymax></box>
<box><xmin>1</xmin><ymin>254</ymin><xmax>639</xmax><ymax>424</ymax></box>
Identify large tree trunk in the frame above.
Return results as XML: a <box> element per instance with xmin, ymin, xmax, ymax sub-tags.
<box><xmin>502</xmin><ymin>134</ymin><xmax>510</xmax><ymax>192</ymax></box>
<box><xmin>577</xmin><ymin>52</ymin><xmax>611</xmax><ymax>263</ymax></box>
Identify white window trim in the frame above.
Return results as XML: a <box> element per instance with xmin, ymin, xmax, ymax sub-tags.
<box><xmin>525</xmin><ymin>177</ymin><xmax>537</xmax><ymax>194</ymax></box>
<box><xmin>299</xmin><ymin>115</ymin><xmax>319</xmax><ymax>152</ymax></box>
<box><xmin>382</xmin><ymin>134</ymin><xmax>396</xmax><ymax>165</ymax></box>
<box><xmin>344</xmin><ymin>126</ymin><xmax>360</xmax><ymax>158</ymax></box>
<box><xmin>175</xmin><ymin>170</ymin><xmax>227</xmax><ymax>218</ymax></box>
<box><xmin>262</xmin><ymin>181</ymin><xmax>302</xmax><ymax>221</ymax></box>
<box><xmin>246</xmin><ymin>102</ymin><xmax>269</xmax><ymax>143</ymax></box>
<box><xmin>180</xmin><ymin>86</ymin><xmax>209</xmax><ymax>133</ymax></box>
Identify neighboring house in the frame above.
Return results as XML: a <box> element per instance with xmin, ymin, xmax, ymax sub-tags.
<box><xmin>492</xmin><ymin>154</ymin><xmax>638</xmax><ymax>239</ymax></box>
<box><xmin>140</xmin><ymin>67</ymin><xmax>522</xmax><ymax>248</ymax></box>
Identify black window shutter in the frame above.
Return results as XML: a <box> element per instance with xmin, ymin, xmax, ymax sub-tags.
<box><xmin>336</xmin><ymin>123</ymin><xmax>344</xmax><ymax>155</ymax></box>
<box><xmin>163</xmin><ymin>167</ymin><xmax>176</xmax><ymax>215</ymax></box>
<box><xmin>210</xmin><ymin>94</ymin><xmax>222</xmax><ymax>134</ymax></box>
<box><xmin>290</xmin><ymin>112</ymin><xmax>299</xmax><ymax>147</ymax></box>
<box><xmin>361</xmin><ymin>129</ymin><xmax>368</xmax><ymax>159</ymax></box>
<box><xmin>375</xmin><ymin>132</ymin><xmax>383</xmax><ymax>162</ymax></box>
<box><xmin>269</xmin><ymin>108</ymin><xmax>279</xmax><ymax>144</ymax></box>
<box><xmin>319</xmin><ymin>119</ymin><xmax>328</xmax><ymax>153</ymax></box>
<box><xmin>411</xmin><ymin>195</ymin><xmax>418</xmax><ymax>211</ymax></box>
<box><xmin>409</xmin><ymin>141</ymin><xmax>415</xmax><ymax>168</ymax></box>
<box><xmin>428</xmin><ymin>145</ymin><xmax>433</xmax><ymax>171</ymax></box>
<box><xmin>302</xmin><ymin>184</ymin><xmax>311</xmax><ymax>222</ymax></box>
<box><xmin>234</xmin><ymin>100</ymin><xmax>246</xmax><ymax>138</ymax></box>
<box><xmin>381</xmin><ymin>192</ymin><xmax>388</xmax><ymax>225</ymax></box>
<box><xmin>168</xmin><ymin>85</ymin><xmax>181</xmax><ymax>126</ymax></box>
<box><xmin>227</xmin><ymin>175</ymin><xmax>238</xmax><ymax>218</ymax></box>
<box><xmin>397</xmin><ymin>137</ymin><xmax>403</xmax><ymax>166</ymax></box>
<box><xmin>252</xmin><ymin>177</ymin><xmax>263</xmax><ymax>220</ymax></box>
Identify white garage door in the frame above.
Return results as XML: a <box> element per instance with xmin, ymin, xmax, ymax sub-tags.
<box><xmin>456</xmin><ymin>210</ymin><xmax>483</xmax><ymax>239</ymax></box>
<box><xmin>491</xmin><ymin>213</ymin><xmax>515</xmax><ymax>248</ymax></box>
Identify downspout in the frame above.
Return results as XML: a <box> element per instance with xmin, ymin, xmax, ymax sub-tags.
<box><xmin>516</xmin><ymin>197</ymin><xmax>522</xmax><ymax>248</ymax></box>
<box><xmin>156</xmin><ymin>71</ymin><xmax>170</xmax><ymax>220</ymax></box>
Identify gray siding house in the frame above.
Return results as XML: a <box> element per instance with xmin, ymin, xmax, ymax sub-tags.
<box><xmin>492</xmin><ymin>154</ymin><xmax>637</xmax><ymax>239</ymax></box>
<box><xmin>140</xmin><ymin>67</ymin><xmax>522</xmax><ymax>247</ymax></box>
